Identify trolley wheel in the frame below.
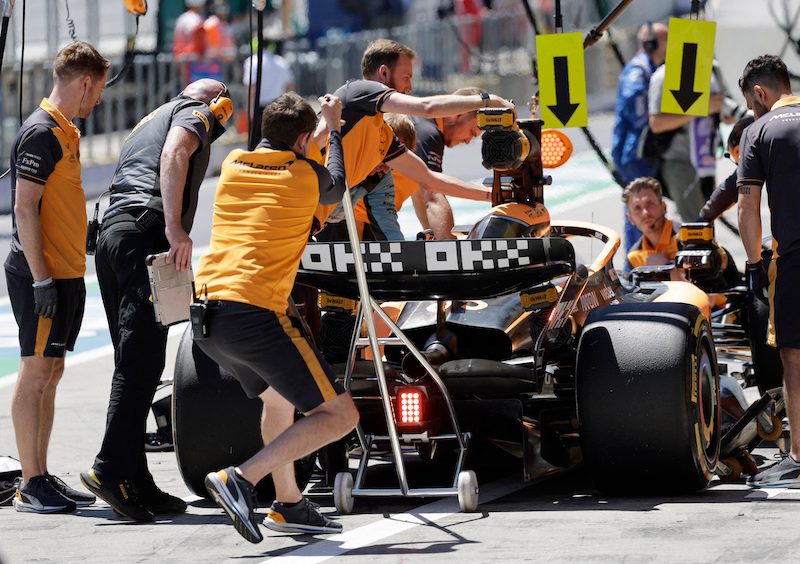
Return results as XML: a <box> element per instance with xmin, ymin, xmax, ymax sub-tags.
<box><xmin>333</xmin><ymin>472</ymin><xmax>354</xmax><ymax>515</ymax></box>
<box><xmin>457</xmin><ymin>470</ymin><xmax>479</xmax><ymax>512</ymax></box>
<box><xmin>757</xmin><ymin>415</ymin><xmax>783</xmax><ymax>442</ymax></box>
<box><xmin>718</xmin><ymin>457</ymin><xmax>743</xmax><ymax>482</ymax></box>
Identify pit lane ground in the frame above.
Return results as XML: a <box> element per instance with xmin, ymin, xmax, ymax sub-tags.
<box><xmin>0</xmin><ymin>117</ymin><xmax>794</xmax><ymax>564</ymax></box>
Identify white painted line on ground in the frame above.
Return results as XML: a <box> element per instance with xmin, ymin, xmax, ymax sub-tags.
<box><xmin>0</xmin><ymin>344</ymin><xmax>116</xmax><ymax>390</ymax></box>
<box><xmin>262</xmin><ymin>476</ymin><xmax>525</xmax><ymax>563</ymax></box>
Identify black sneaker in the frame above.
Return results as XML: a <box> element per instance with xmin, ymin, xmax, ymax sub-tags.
<box><xmin>137</xmin><ymin>481</ymin><xmax>187</xmax><ymax>515</ymax></box>
<box><xmin>46</xmin><ymin>473</ymin><xmax>96</xmax><ymax>507</ymax></box>
<box><xmin>204</xmin><ymin>467</ymin><xmax>263</xmax><ymax>543</ymax></box>
<box><xmin>13</xmin><ymin>475</ymin><xmax>76</xmax><ymax>514</ymax></box>
<box><xmin>79</xmin><ymin>468</ymin><xmax>154</xmax><ymax>522</ymax></box>
<box><xmin>263</xmin><ymin>498</ymin><xmax>343</xmax><ymax>534</ymax></box>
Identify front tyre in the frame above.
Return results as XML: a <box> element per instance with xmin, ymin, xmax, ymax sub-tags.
<box><xmin>576</xmin><ymin>303</ymin><xmax>720</xmax><ymax>493</ymax></box>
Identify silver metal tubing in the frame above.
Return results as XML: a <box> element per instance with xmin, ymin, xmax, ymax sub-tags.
<box><xmin>353</xmin><ymin>488</ymin><xmax>459</xmax><ymax>498</ymax></box>
<box><xmin>369</xmin><ymin>296</ymin><xmax>467</xmax><ymax>452</ymax></box>
<box><xmin>340</xmin><ymin>184</ymin><xmax>411</xmax><ymax>494</ymax></box>
<box><xmin>355</xmin><ymin>337</ymin><xmax>406</xmax><ymax>346</ymax></box>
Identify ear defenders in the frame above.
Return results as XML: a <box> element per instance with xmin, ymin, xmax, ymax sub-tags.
<box><xmin>209</xmin><ymin>85</ymin><xmax>233</xmax><ymax>125</ymax></box>
<box><xmin>643</xmin><ymin>21</ymin><xmax>658</xmax><ymax>54</ymax></box>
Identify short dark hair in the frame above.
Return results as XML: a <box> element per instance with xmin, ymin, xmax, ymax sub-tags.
<box><xmin>739</xmin><ymin>55</ymin><xmax>791</xmax><ymax>94</ymax></box>
<box><xmin>53</xmin><ymin>41</ymin><xmax>110</xmax><ymax>83</ymax></box>
<box><xmin>727</xmin><ymin>115</ymin><xmax>755</xmax><ymax>150</ymax></box>
<box><xmin>361</xmin><ymin>39</ymin><xmax>416</xmax><ymax>78</ymax></box>
<box><xmin>622</xmin><ymin>177</ymin><xmax>663</xmax><ymax>205</ymax></box>
<box><xmin>261</xmin><ymin>92</ymin><xmax>317</xmax><ymax>147</ymax></box>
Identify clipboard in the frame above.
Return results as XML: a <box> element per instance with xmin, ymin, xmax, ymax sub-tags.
<box><xmin>145</xmin><ymin>252</ymin><xmax>194</xmax><ymax>327</ymax></box>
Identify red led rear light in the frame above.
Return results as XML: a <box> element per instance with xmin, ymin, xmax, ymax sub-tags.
<box><xmin>396</xmin><ymin>388</ymin><xmax>425</xmax><ymax>426</ymax></box>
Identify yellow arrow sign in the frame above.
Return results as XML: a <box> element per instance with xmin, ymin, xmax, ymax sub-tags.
<box><xmin>661</xmin><ymin>17</ymin><xmax>717</xmax><ymax>116</ymax></box>
<box><xmin>537</xmin><ymin>32</ymin><xmax>587</xmax><ymax>128</ymax></box>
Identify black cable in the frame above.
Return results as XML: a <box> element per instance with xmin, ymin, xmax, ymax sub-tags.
<box><xmin>105</xmin><ymin>16</ymin><xmax>139</xmax><ymax>88</ymax></box>
<box><xmin>249</xmin><ymin>8</ymin><xmax>264</xmax><ymax>150</ymax></box>
<box><xmin>247</xmin><ymin>5</ymin><xmax>253</xmax><ymax>147</ymax></box>
<box><xmin>0</xmin><ymin>15</ymin><xmax>9</xmax><ymax>66</ymax></box>
<box><xmin>64</xmin><ymin>0</ymin><xmax>77</xmax><ymax>41</ymax></box>
<box><xmin>554</xmin><ymin>0</ymin><xmax>563</xmax><ymax>32</ymax></box>
<box><xmin>0</xmin><ymin>0</ymin><xmax>24</xmax><ymax>181</ymax></box>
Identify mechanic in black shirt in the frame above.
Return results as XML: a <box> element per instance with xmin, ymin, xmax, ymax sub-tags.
<box><xmin>737</xmin><ymin>54</ymin><xmax>800</xmax><ymax>488</ymax></box>
<box><xmin>79</xmin><ymin>79</ymin><xmax>232</xmax><ymax>521</ymax></box>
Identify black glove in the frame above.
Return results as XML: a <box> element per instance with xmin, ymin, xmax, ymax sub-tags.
<box><xmin>32</xmin><ymin>278</ymin><xmax>58</xmax><ymax>319</ymax></box>
<box><xmin>746</xmin><ymin>260</ymin><xmax>769</xmax><ymax>306</ymax></box>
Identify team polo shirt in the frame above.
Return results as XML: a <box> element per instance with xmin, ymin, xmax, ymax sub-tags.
<box><xmin>103</xmin><ymin>96</ymin><xmax>215</xmax><ymax>232</ymax></box>
<box><xmin>627</xmin><ymin>219</ymin><xmax>679</xmax><ymax>269</ymax></box>
<box><xmin>197</xmin><ymin>134</ymin><xmax>345</xmax><ymax>313</ymax></box>
<box><xmin>314</xmin><ymin>79</ymin><xmax>407</xmax><ymax>227</ymax></box>
<box><xmin>354</xmin><ymin>116</ymin><xmax>445</xmax><ymax>225</ymax></box>
<box><xmin>6</xmin><ymin>98</ymin><xmax>86</xmax><ymax>279</ymax></box>
<box><xmin>737</xmin><ymin>96</ymin><xmax>800</xmax><ymax>257</ymax></box>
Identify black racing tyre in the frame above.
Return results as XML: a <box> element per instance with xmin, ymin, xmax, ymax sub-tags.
<box><xmin>746</xmin><ymin>298</ymin><xmax>783</xmax><ymax>395</ymax></box>
<box><xmin>172</xmin><ymin>325</ymin><xmax>315</xmax><ymax>502</ymax></box>
<box><xmin>576</xmin><ymin>302</ymin><xmax>720</xmax><ymax>494</ymax></box>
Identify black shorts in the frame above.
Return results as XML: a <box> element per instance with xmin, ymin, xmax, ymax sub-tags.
<box><xmin>5</xmin><ymin>269</ymin><xmax>86</xmax><ymax>358</ymax></box>
<box><xmin>196</xmin><ymin>300</ymin><xmax>345</xmax><ymax>412</ymax></box>
<box><xmin>768</xmin><ymin>253</ymin><xmax>800</xmax><ymax>349</ymax></box>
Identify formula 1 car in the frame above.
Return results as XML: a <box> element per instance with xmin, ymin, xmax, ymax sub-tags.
<box><xmin>170</xmin><ymin>109</ymin><xmax>783</xmax><ymax>507</ymax></box>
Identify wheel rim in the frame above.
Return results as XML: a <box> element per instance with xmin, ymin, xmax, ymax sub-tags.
<box><xmin>697</xmin><ymin>335</ymin><xmax>719</xmax><ymax>466</ymax></box>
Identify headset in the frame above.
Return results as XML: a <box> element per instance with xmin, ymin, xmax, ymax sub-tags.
<box><xmin>209</xmin><ymin>84</ymin><xmax>234</xmax><ymax>125</ymax></box>
<box><xmin>643</xmin><ymin>21</ymin><xmax>658</xmax><ymax>55</ymax></box>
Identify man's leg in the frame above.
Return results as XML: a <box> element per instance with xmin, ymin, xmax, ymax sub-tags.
<box><xmin>36</xmin><ymin>357</ymin><xmax>65</xmax><ymax>473</ymax></box>
<box><xmin>780</xmin><ymin>347</ymin><xmax>800</xmax><ymax>457</ymax></box>
<box><xmin>238</xmin><ymin>392</ymin><xmax>359</xmax><ymax>486</ymax></box>
<box><xmin>12</xmin><ymin>356</ymin><xmax>62</xmax><ymax>481</ymax></box>
<box><xmin>259</xmin><ymin>387</ymin><xmax>303</xmax><ymax>503</ymax></box>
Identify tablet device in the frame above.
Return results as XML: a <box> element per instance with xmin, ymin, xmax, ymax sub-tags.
<box><xmin>146</xmin><ymin>252</ymin><xmax>194</xmax><ymax>327</ymax></box>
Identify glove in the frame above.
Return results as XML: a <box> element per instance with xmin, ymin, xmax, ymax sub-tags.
<box><xmin>745</xmin><ymin>260</ymin><xmax>769</xmax><ymax>306</ymax></box>
<box><xmin>32</xmin><ymin>278</ymin><xmax>58</xmax><ymax>319</ymax></box>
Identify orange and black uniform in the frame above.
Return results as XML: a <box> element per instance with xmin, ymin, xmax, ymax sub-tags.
<box><xmin>195</xmin><ymin>132</ymin><xmax>347</xmax><ymax>410</ymax></box>
<box><xmin>351</xmin><ymin>116</ymin><xmax>445</xmax><ymax>238</ymax></box>
<box><xmin>627</xmin><ymin>219</ymin><xmax>679</xmax><ymax>269</ymax></box>
<box><xmin>91</xmin><ymin>96</ymin><xmax>218</xmax><ymax>485</ymax></box>
<box><xmin>738</xmin><ymin>96</ymin><xmax>800</xmax><ymax>347</ymax></box>
<box><xmin>313</xmin><ymin>79</ymin><xmax>406</xmax><ymax>231</ymax></box>
<box><xmin>4</xmin><ymin>98</ymin><xmax>87</xmax><ymax>357</ymax></box>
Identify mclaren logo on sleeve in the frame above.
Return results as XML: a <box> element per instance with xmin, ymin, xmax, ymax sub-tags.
<box><xmin>193</xmin><ymin>110</ymin><xmax>211</xmax><ymax>133</ymax></box>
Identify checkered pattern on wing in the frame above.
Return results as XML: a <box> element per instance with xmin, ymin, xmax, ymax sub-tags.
<box><xmin>458</xmin><ymin>239</ymin><xmax>532</xmax><ymax>270</ymax></box>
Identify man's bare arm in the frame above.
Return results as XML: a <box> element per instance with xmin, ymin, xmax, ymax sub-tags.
<box><xmin>387</xmin><ymin>151</ymin><xmax>490</xmax><ymax>202</ymax></box>
<box><xmin>412</xmin><ymin>187</ymin><xmax>455</xmax><ymax>240</ymax></box>
<box><xmin>14</xmin><ymin>178</ymin><xmax>50</xmax><ymax>281</ymax></box>
<box><xmin>737</xmin><ymin>183</ymin><xmax>763</xmax><ymax>263</ymax></box>
<box><xmin>161</xmin><ymin>126</ymin><xmax>200</xmax><ymax>271</ymax></box>
<box><xmin>382</xmin><ymin>91</ymin><xmax>514</xmax><ymax>119</ymax></box>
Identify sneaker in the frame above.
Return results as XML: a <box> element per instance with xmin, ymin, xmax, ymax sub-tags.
<box><xmin>12</xmin><ymin>475</ymin><xmax>76</xmax><ymax>514</ymax></box>
<box><xmin>137</xmin><ymin>482</ymin><xmax>187</xmax><ymax>515</ymax></box>
<box><xmin>79</xmin><ymin>468</ymin><xmax>155</xmax><ymax>522</ymax></box>
<box><xmin>46</xmin><ymin>473</ymin><xmax>96</xmax><ymax>507</ymax></box>
<box><xmin>263</xmin><ymin>498</ymin><xmax>343</xmax><ymax>534</ymax></box>
<box><xmin>748</xmin><ymin>454</ymin><xmax>800</xmax><ymax>488</ymax></box>
<box><xmin>204</xmin><ymin>467</ymin><xmax>263</xmax><ymax>544</ymax></box>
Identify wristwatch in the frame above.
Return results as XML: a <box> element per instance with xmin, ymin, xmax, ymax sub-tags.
<box><xmin>480</xmin><ymin>91</ymin><xmax>490</xmax><ymax>107</ymax></box>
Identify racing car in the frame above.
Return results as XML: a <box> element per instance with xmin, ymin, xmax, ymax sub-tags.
<box><xmin>170</xmin><ymin>108</ymin><xmax>783</xmax><ymax>508</ymax></box>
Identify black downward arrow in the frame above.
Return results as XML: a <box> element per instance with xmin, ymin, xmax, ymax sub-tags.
<box><xmin>670</xmin><ymin>42</ymin><xmax>702</xmax><ymax>112</ymax></box>
<box><xmin>547</xmin><ymin>56</ymin><xmax>580</xmax><ymax>126</ymax></box>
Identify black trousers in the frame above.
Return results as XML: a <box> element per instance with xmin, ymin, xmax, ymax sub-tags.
<box><xmin>93</xmin><ymin>222</ymin><xmax>169</xmax><ymax>483</ymax></box>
